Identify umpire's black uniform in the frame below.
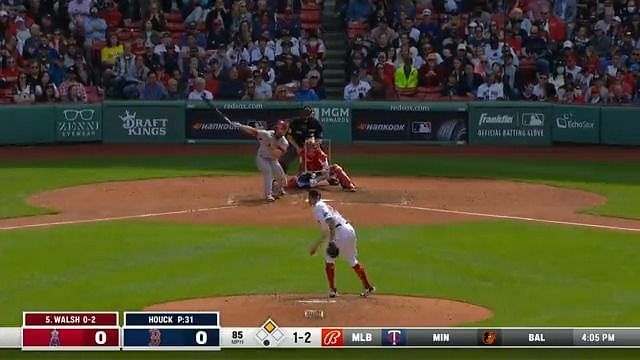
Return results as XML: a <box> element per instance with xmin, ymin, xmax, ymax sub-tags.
<box><xmin>280</xmin><ymin>107</ymin><xmax>323</xmax><ymax>174</ymax></box>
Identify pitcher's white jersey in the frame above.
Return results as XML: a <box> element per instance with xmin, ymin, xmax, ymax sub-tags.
<box><xmin>313</xmin><ymin>200</ymin><xmax>348</xmax><ymax>231</ymax></box>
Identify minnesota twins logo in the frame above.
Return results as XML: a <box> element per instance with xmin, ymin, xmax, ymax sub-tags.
<box><xmin>49</xmin><ymin>329</ymin><xmax>60</xmax><ymax>347</ymax></box>
<box><xmin>382</xmin><ymin>329</ymin><xmax>406</xmax><ymax>346</ymax></box>
<box><xmin>148</xmin><ymin>328</ymin><xmax>162</xmax><ymax>346</ymax></box>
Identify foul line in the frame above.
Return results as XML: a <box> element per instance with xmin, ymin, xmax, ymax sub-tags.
<box><xmin>0</xmin><ymin>206</ymin><xmax>238</xmax><ymax>231</ymax></box>
<box><xmin>3</xmin><ymin>202</ymin><xmax>640</xmax><ymax>233</ymax></box>
<box><xmin>379</xmin><ymin>203</ymin><xmax>640</xmax><ymax>233</ymax></box>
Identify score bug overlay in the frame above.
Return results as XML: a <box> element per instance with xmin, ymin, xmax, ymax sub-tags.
<box><xmin>21</xmin><ymin>312</ymin><xmax>120</xmax><ymax>351</ymax></box>
<box><xmin>122</xmin><ymin>312</ymin><xmax>220</xmax><ymax>351</ymax></box>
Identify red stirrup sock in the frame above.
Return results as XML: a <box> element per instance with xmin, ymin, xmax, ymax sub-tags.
<box><xmin>352</xmin><ymin>263</ymin><xmax>371</xmax><ymax>289</ymax></box>
<box><xmin>325</xmin><ymin>262</ymin><xmax>336</xmax><ymax>289</ymax></box>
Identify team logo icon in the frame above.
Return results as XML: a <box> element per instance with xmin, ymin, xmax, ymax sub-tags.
<box><xmin>321</xmin><ymin>328</ymin><xmax>343</xmax><ymax>347</ymax></box>
<box><xmin>148</xmin><ymin>328</ymin><xmax>162</xmax><ymax>346</ymax></box>
<box><xmin>382</xmin><ymin>329</ymin><xmax>406</xmax><ymax>346</ymax></box>
<box><xmin>49</xmin><ymin>329</ymin><xmax>60</xmax><ymax>347</ymax></box>
<box><xmin>482</xmin><ymin>330</ymin><xmax>497</xmax><ymax>345</ymax></box>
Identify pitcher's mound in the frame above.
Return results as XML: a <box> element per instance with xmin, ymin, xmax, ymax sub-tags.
<box><xmin>145</xmin><ymin>294</ymin><xmax>492</xmax><ymax>327</ymax></box>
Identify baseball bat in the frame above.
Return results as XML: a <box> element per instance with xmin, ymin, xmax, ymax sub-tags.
<box><xmin>200</xmin><ymin>94</ymin><xmax>234</xmax><ymax>125</ymax></box>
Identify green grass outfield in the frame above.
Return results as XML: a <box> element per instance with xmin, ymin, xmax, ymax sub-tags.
<box><xmin>1</xmin><ymin>152</ymin><xmax>640</xmax><ymax>359</ymax></box>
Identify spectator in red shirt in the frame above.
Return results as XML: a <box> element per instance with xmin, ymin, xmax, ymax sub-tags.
<box><xmin>418</xmin><ymin>53</ymin><xmax>446</xmax><ymax>88</ymax></box>
<box><xmin>368</xmin><ymin>61</ymin><xmax>394</xmax><ymax>99</ymax></box>
<box><xmin>1</xmin><ymin>56</ymin><xmax>20</xmax><ymax>84</ymax></box>
<box><xmin>569</xmin><ymin>85</ymin><xmax>586</xmax><ymax>104</ymax></box>
<box><xmin>539</xmin><ymin>6</ymin><xmax>566</xmax><ymax>44</ymax></box>
<box><xmin>582</xmin><ymin>46</ymin><xmax>601</xmax><ymax>74</ymax></box>
<box><xmin>203</xmin><ymin>68</ymin><xmax>220</xmax><ymax>97</ymax></box>
<box><xmin>99</xmin><ymin>1</ymin><xmax>123</xmax><ymax>30</ymax></box>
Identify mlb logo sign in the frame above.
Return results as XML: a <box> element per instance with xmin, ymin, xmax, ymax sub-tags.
<box><xmin>321</xmin><ymin>328</ymin><xmax>344</xmax><ymax>347</ymax></box>
<box><xmin>411</xmin><ymin>121</ymin><xmax>432</xmax><ymax>134</ymax></box>
<box><xmin>382</xmin><ymin>329</ymin><xmax>406</xmax><ymax>346</ymax></box>
<box><xmin>521</xmin><ymin>113</ymin><xmax>544</xmax><ymax>127</ymax></box>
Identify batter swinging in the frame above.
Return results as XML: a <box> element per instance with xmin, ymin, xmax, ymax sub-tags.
<box><xmin>224</xmin><ymin>115</ymin><xmax>289</xmax><ymax>202</ymax></box>
<box><xmin>308</xmin><ymin>190</ymin><xmax>375</xmax><ymax>298</ymax></box>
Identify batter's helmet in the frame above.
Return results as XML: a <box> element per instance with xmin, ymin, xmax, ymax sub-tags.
<box><xmin>274</xmin><ymin>119</ymin><xmax>288</xmax><ymax>132</ymax></box>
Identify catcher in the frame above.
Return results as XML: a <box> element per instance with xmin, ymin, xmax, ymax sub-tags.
<box><xmin>286</xmin><ymin>137</ymin><xmax>356</xmax><ymax>191</ymax></box>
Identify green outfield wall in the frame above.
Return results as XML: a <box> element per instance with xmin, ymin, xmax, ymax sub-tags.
<box><xmin>0</xmin><ymin>101</ymin><xmax>639</xmax><ymax>146</ymax></box>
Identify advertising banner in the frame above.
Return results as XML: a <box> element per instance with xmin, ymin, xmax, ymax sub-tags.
<box><xmin>54</xmin><ymin>104</ymin><xmax>102</xmax><ymax>142</ymax></box>
<box><xmin>350</xmin><ymin>103</ymin><xmax>468</xmax><ymax>143</ymax></box>
<box><xmin>186</xmin><ymin>101</ymin><xmax>297</xmax><ymax>141</ymax></box>
<box><xmin>551</xmin><ymin>105</ymin><xmax>600</xmax><ymax>144</ymax></box>
<box><xmin>468</xmin><ymin>103</ymin><xmax>552</xmax><ymax>145</ymax></box>
<box><xmin>304</xmin><ymin>101</ymin><xmax>352</xmax><ymax>144</ymax></box>
<box><xmin>102</xmin><ymin>101</ymin><xmax>185</xmax><ymax>143</ymax></box>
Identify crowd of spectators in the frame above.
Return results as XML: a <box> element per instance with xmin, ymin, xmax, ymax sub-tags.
<box><xmin>0</xmin><ymin>0</ymin><xmax>327</xmax><ymax>104</ymax></box>
<box><xmin>342</xmin><ymin>0</ymin><xmax>640</xmax><ymax>105</ymax></box>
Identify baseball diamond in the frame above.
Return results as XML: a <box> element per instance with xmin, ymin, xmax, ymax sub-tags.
<box><xmin>2</xmin><ymin>144</ymin><xmax>640</xmax><ymax>360</ymax></box>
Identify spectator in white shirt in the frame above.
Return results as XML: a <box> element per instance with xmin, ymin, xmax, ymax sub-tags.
<box><xmin>250</xmin><ymin>36</ymin><xmax>276</xmax><ymax>65</ymax></box>
<box><xmin>252</xmin><ymin>69</ymin><xmax>273</xmax><ymax>100</ymax></box>
<box><xmin>344</xmin><ymin>70</ymin><xmax>371</xmax><ymax>100</ymax></box>
<box><xmin>188</xmin><ymin>77</ymin><xmax>214</xmax><ymax>100</ymax></box>
<box><xmin>476</xmin><ymin>73</ymin><xmax>505</xmax><ymax>100</ymax></box>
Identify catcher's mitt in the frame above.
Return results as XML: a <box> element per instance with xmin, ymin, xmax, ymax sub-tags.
<box><xmin>326</xmin><ymin>241</ymin><xmax>339</xmax><ymax>258</ymax></box>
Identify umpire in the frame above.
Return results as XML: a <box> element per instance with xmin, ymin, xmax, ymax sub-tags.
<box><xmin>279</xmin><ymin>106</ymin><xmax>323</xmax><ymax>174</ymax></box>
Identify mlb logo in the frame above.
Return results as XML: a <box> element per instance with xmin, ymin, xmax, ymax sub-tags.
<box><xmin>312</xmin><ymin>107</ymin><xmax>321</xmax><ymax>119</ymax></box>
<box><xmin>382</xmin><ymin>329</ymin><xmax>406</xmax><ymax>346</ymax></box>
<box><xmin>321</xmin><ymin>328</ymin><xmax>344</xmax><ymax>347</ymax></box>
<box><xmin>521</xmin><ymin>113</ymin><xmax>544</xmax><ymax>127</ymax></box>
<box><xmin>412</xmin><ymin>121</ymin><xmax>432</xmax><ymax>134</ymax></box>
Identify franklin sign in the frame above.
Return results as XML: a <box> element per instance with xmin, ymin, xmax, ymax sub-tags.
<box><xmin>479</xmin><ymin>113</ymin><xmax>514</xmax><ymax>126</ymax></box>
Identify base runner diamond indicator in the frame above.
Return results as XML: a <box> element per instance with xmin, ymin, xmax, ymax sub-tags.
<box><xmin>256</xmin><ymin>319</ymin><xmax>284</xmax><ymax>347</ymax></box>
<box><xmin>264</xmin><ymin>321</ymin><xmax>276</xmax><ymax>334</ymax></box>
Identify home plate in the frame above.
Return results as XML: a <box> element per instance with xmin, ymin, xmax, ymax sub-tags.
<box><xmin>295</xmin><ymin>299</ymin><xmax>337</xmax><ymax>304</ymax></box>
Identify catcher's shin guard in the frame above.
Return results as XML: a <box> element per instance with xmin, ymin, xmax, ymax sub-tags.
<box><xmin>330</xmin><ymin>164</ymin><xmax>355</xmax><ymax>189</ymax></box>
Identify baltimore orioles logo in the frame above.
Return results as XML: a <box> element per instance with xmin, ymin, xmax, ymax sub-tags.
<box><xmin>482</xmin><ymin>331</ymin><xmax>497</xmax><ymax>345</ymax></box>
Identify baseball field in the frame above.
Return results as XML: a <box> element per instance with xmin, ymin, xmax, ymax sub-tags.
<box><xmin>2</xmin><ymin>143</ymin><xmax>640</xmax><ymax>359</ymax></box>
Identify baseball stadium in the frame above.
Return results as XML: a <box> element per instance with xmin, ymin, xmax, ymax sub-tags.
<box><xmin>3</xmin><ymin>0</ymin><xmax>640</xmax><ymax>359</ymax></box>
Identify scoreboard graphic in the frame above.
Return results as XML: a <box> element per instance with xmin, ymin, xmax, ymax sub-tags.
<box><xmin>5</xmin><ymin>311</ymin><xmax>640</xmax><ymax>350</ymax></box>
<box><xmin>122</xmin><ymin>312</ymin><xmax>220</xmax><ymax>351</ymax></box>
<box><xmin>21</xmin><ymin>312</ymin><xmax>120</xmax><ymax>351</ymax></box>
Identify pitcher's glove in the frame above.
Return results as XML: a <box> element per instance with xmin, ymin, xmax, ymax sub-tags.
<box><xmin>326</xmin><ymin>241</ymin><xmax>339</xmax><ymax>258</ymax></box>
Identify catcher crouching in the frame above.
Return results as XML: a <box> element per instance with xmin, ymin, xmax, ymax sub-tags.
<box><xmin>286</xmin><ymin>137</ymin><xmax>356</xmax><ymax>191</ymax></box>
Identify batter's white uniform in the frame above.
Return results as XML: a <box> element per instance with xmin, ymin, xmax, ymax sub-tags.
<box><xmin>256</xmin><ymin>129</ymin><xmax>288</xmax><ymax>198</ymax></box>
<box><xmin>313</xmin><ymin>200</ymin><xmax>358</xmax><ymax>266</ymax></box>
